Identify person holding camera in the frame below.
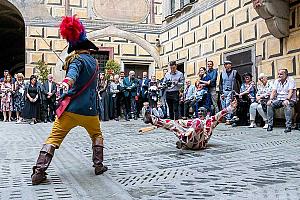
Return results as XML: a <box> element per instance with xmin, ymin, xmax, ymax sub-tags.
<box><xmin>162</xmin><ymin>61</ymin><xmax>184</xmax><ymax>120</ymax></box>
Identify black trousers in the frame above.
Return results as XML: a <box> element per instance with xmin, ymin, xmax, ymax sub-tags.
<box><xmin>42</xmin><ymin>98</ymin><xmax>55</xmax><ymax>121</ymax></box>
<box><xmin>166</xmin><ymin>91</ymin><xmax>179</xmax><ymax>120</ymax></box>
<box><xmin>112</xmin><ymin>96</ymin><xmax>120</xmax><ymax>118</ymax></box>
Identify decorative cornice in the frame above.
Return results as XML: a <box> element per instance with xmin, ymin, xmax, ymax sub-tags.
<box><xmin>25</xmin><ymin>18</ymin><xmax>162</xmax><ymax>34</ymax></box>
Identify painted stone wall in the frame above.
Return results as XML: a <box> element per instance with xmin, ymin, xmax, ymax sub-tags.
<box><xmin>20</xmin><ymin>0</ymin><xmax>162</xmax><ymax>79</ymax></box>
<box><xmin>158</xmin><ymin>0</ymin><xmax>300</xmax><ymax>88</ymax></box>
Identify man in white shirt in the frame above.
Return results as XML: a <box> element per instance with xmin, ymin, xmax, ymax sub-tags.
<box><xmin>267</xmin><ymin>69</ymin><xmax>297</xmax><ymax>133</ymax></box>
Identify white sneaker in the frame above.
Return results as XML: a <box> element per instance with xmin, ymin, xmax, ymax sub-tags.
<box><xmin>263</xmin><ymin>124</ymin><xmax>268</xmax><ymax>129</ymax></box>
<box><xmin>248</xmin><ymin>122</ymin><xmax>256</xmax><ymax>128</ymax></box>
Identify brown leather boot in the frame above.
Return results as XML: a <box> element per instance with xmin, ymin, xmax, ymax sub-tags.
<box><xmin>92</xmin><ymin>138</ymin><xmax>108</xmax><ymax>175</ymax></box>
<box><xmin>31</xmin><ymin>144</ymin><xmax>55</xmax><ymax>185</ymax></box>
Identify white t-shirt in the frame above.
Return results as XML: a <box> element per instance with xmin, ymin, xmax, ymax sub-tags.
<box><xmin>272</xmin><ymin>78</ymin><xmax>296</xmax><ymax>101</ymax></box>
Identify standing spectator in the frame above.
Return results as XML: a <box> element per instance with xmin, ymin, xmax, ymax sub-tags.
<box><xmin>267</xmin><ymin>69</ymin><xmax>297</xmax><ymax>133</ymax></box>
<box><xmin>183</xmin><ymin>80</ymin><xmax>195</xmax><ymax>119</ymax></box>
<box><xmin>249</xmin><ymin>73</ymin><xmax>273</xmax><ymax>129</ymax></box>
<box><xmin>110</xmin><ymin>74</ymin><xmax>121</xmax><ymax>121</ymax></box>
<box><xmin>97</xmin><ymin>73</ymin><xmax>109</xmax><ymax>121</ymax></box>
<box><xmin>22</xmin><ymin>75</ymin><xmax>40</xmax><ymax>125</ymax></box>
<box><xmin>13</xmin><ymin>73</ymin><xmax>25</xmax><ymax>123</ymax></box>
<box><xmin>198</xmin><ymin>67</ymin><xmax>212</xmax><ymax>114</ymax></box>
<box><xmin>0</xmin><ymin>70</ymin><xmax>10</xmax><ymax>82</ymax></box>
<box><xmin>148</xmin><ymin>75</ymin><xmax>159</xmax><ymax>108</ymax></box>
<box><xmin>206</xmin><ymin>60</ymin><xmax>218</xmax><ymax>114</ymax></box>
<box><xmin>234</xmin><ymin>72</ymin><xmax>256</xmax><ymax>126</ymax></box>
<box><xmin>1</xmin><ymin>74</ymin><xmax>14</xmax><ymax>122</ymax></box>
<box><xmin>42</xmin><ymin>74</ymin><xmax>57</xmax><ymax>123</ymax></box>
<box><xmin>119</xmin><ymin>71</ymin><xmax>129</xmax><ymax>121</ymax></box>
<box><xmin>163</xmin><ymin>61</ymin><xmax>184</xmax><ymax>120</ymax></box>
<box><xmin>219</xmin><ymin>61</ymin><xmax>242</xmax><ymax>124</ymax></box>
<box><xmin>158</xmin><ymin>70</ymin><xmax>168</xmax><ymax>118</ymax></box>
<box><xmin>124</xmin><ymin>71</ymin><xmax>139</xmax><ymax>120</ymax></box>
<box><xmin>138</xmin><ymin>71</ymin><xmax>150</xmax><ymax>115</ymax></box>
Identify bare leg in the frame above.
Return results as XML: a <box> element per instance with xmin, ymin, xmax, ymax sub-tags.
<box><xmin>3</xmin><ymin>111</ymin><xmax>7</xmax><ymax>122</ymax></box>
<box><xmin>8</xmin><ymin>111</ymin><xmax>12</xmax><ymax>122</ymax></box>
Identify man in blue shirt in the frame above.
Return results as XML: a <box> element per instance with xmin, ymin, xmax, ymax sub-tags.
<box><xmin>206</xmin><ymin>60</ymin><xmax>218</xmax><ymax>114</ymax></box>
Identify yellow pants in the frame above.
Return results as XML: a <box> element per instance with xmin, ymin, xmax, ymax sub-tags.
<box><xmin>45</xmin><ymin>112</ymin><xmax>103</xmax><ymax>148</ymax></box>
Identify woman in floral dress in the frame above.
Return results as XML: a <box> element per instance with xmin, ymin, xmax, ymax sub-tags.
<box><xmin>1</xmin><ymin>74</ymin><xmax>14</xmax><ymax>122</ymax></box>
<box><xmin>13</xmin><ymin>73</ymin><xmax>25</xmax><ymax>123</ymax></box>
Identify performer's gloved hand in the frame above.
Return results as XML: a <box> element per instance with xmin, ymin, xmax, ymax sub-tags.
<box><xmin>61</xmin><ymin>82</ymin><xmax>69</xmax><ymax>93</ymax></box>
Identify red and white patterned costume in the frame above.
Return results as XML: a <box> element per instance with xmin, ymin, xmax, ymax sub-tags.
<box><xmin>150</xmin><ymin>106</ymin><xmax>234</xmax><ymax>150</ymax></box>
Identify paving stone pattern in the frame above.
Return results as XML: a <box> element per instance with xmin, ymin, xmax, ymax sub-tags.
<box><xmin>0</xmin><ymin>120</ymin><xmax>300</xmax><ymax>199</ymax></box>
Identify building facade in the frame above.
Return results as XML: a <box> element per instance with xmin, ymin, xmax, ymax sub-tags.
<box><xmin>1</xmin><ymin>0</ymin><xmax>300</xmax><ymax>88</ymax></box>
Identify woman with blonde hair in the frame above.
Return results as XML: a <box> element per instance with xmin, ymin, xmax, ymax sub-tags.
<box><xmin>1</xmin><ymin>74</ymin><xmax>14</xmax><ymax>122</ymax></box>
<box><xmin>13</xmin><ymin>73</ymin><xmax>25</xmax><ymax>123</ymax></box>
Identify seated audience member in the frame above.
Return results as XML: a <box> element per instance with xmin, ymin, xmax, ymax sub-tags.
<box><xmin>267</xmin><ymin>69</ymin><xmax>297</xmax><ymax>133</ymax></box>
<box><xmin>232</xmin><ymin>72</ymin><xmax>256</xmax><ymax>126</ymax></box>
<box><xmin>193</xmin><ymin>81</ymin><xmax>208</xmax><ymax>118</ymax></box>
<box><xmin>249</xmin><ymin>73</ymin><xmax>273</xmax><ymax>128</ymax></box>
<box><xmin>141</xmin><ymin>101</ymin><xmax>151</xmax><ymax>120</ymax></box>
<box><xmin>152</xmin><ymin>102</ymin><xmax>164</xmax><ymax>119</ymax></box>
<box><xmin>183</xmin><ymin>80</ymin><xmax>195</xmax><ymax>119</ymax></box>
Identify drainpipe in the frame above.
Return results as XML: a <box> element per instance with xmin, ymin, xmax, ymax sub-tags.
<box><xmin>65</xmin><ymin>0</ymin><xmax>71</xmax><ymax>16</ymax></box>
<box><xmin>150</xmin><ymin>0</ymin><xmax>155</xmax><ymax>24</ymax></box>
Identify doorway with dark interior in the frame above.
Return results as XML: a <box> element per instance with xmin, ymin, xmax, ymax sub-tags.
<box><xmin>0</xmin><ymin>1</ymin><xmax>25</xmax><ymax>78</ymax></box>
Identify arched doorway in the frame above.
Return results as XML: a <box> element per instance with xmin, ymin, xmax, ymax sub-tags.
<box><xmin>0</xmin><ymin>0</ymin><xmax>25</xmax><ymax>77</ymax></box>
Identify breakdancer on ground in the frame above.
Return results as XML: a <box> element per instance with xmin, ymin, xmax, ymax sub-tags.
<box><xmin>143</xmin><ymin>99</ymin><xmax>237</xmax><ymax>150</ymax></box>
<box><xmin>31</xmin><ymin>15</ymin><xmax>107</xmax><ymax>185</ymax></box>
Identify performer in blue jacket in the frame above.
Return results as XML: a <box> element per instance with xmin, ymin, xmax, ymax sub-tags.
<box><xmin>31</xmin><ymin>16</ymin><xmax>107</xmax><ymax>185</ymax></box>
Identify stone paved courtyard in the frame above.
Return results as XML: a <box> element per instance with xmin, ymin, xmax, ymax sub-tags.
<box><xmin>0</xmin><ymin>119</ymin><xmax>300</xmax><ymax>200</ymax></box>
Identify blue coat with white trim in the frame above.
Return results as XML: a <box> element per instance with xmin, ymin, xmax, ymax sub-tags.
<box><xmin>65</xmin><ymin>53</ymin><xmax>98</xmax><ymax>116</ymax></box>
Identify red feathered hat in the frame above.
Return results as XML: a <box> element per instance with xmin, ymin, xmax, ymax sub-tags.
<box><xmin>59</xmin><ymin>15</ymin><xmax>98</xmax><ymax>53</ymax></box>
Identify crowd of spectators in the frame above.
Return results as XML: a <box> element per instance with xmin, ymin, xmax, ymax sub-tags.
<box><xmin>1</xmin><ymin>61</ymin><xmax>299</xmax><ymax>132</ymax></box>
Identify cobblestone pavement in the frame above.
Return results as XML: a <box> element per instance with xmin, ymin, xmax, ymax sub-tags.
<box><xmin>1</xmin><ymin>119</ymin><xmax>300</xmax><ymax>200</ymax></box>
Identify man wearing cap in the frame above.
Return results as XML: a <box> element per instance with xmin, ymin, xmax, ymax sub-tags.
<box><xmin>248</xmin><ymin>73</ymin><xmax>273</xmax><ymax>129</ymax></box>
<box><xmin>31</xmin><ymin>16</ymin><xmax>107</xmax><ymax>185</ymax></box>
<box><xmin>219</xmin><ymin>60</ymin><xmax>242</xmax><ymax>124</ymax></box>
<box><xmin>162</xmin><ymin>61</ymin><xmax>184</xmax><ymax>120</ymax></box>
<box><xmin>266</xmin><ymin>69</ymin><xmax>297</xmax><ymax>133</ymax></box>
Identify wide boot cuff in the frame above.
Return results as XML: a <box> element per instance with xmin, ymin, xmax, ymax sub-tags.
<box><xmin>40</xmin><ymin>144</ymin><xmax>56</xmax><ymax>156</ymax></box>
<box><xmin>92</xmin><ymin>138</ymin><xmax>104</xmax><ymax>147</ymax></box>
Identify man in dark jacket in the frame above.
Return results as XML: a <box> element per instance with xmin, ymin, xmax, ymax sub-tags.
<box><xmin>42</xmin><ymin>74</ymin><xmax>57</xmax><ymax>122</ymax></box>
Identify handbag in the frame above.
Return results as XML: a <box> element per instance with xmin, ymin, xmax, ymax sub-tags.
<box><xmin>56</xmin><ymin>65</ymin><xmax>98</xmax><ymax>118</ymax></box>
